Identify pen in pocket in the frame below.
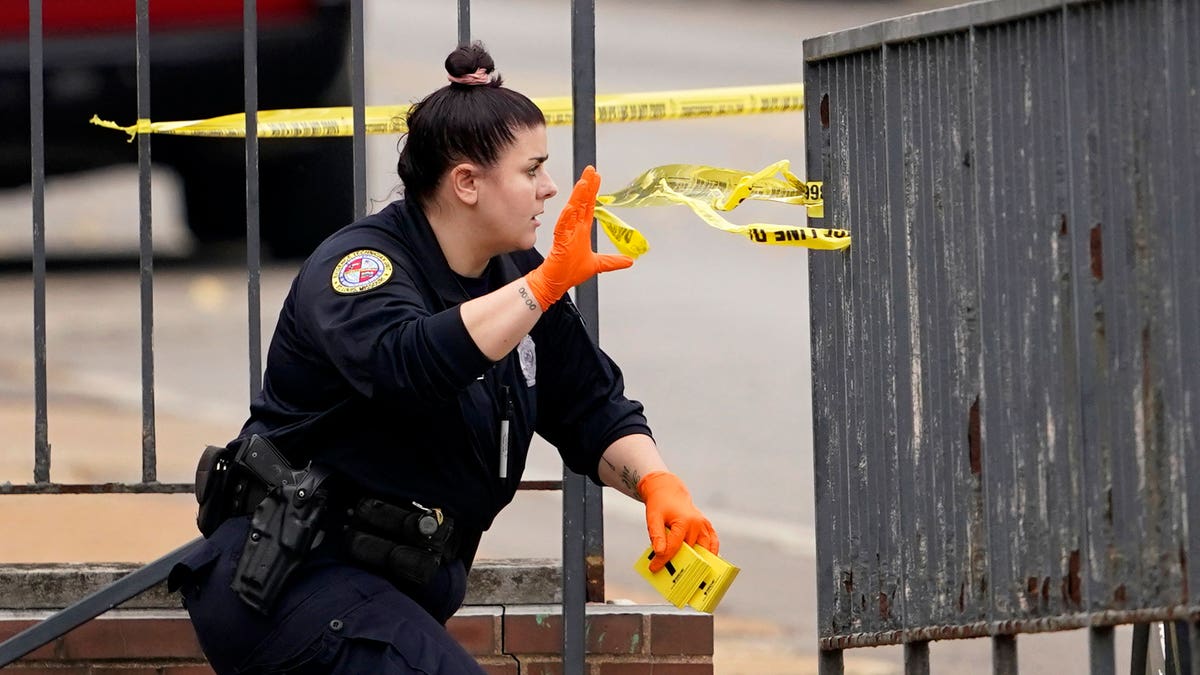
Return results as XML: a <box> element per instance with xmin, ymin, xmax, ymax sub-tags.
<box><xmin>499</xmin><ymin>385</ymin><xmax>512</xmax><ymax>479</ymax></box>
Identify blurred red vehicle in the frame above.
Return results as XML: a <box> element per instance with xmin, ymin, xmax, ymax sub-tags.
<box><xmin>1</xmin><ymin>0</ymin><xmax>354</xmax><ymax>257</ymax></box>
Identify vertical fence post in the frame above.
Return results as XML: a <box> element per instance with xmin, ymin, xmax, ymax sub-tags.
<box><xmin>565</xmin><ymin>1</ymin><xmax>598</xmax><ymax>670</ymax></box>
<box><xmin>28</xmin><ymin>0</ymin><xmax>49</xmax><ymax>484</ymax></box>
<box><xmin>457</xmin><ymin>0</ymin><xmax>470</xmax><ymax>46</ymax></box>
<box><xmin>1191</xmin><ymin>621</ymin><xmax>1200</xmax><ymax>675</ymax></box>
<box><xmin>135</xmin><ymin>0</ymin><xmax>157</xmax><ymax>481</ymax></box>
<box><xmin>349</xmin><ymin>0</ymin><xmax>366</xmax><ymax>220</ymax></box>
<box><xmin>904</xmin><ymin>641</ymin><xmax>930</xmax><ymax>675</ymax></box>
<box><xmin>1089</xmin><ymin>626</ymin><xmax>1115</xmax><ymax>675</ymax></box>
<box><xmin>1130</xmin><ymin>624</ymin><xmax>1149</xmax><ymax>674</ymax></box>
<box><xmin>570</xmin><ymin>0</ymin><xmax>605</xmax><ymax>608</ymax></box>
<box><xmin>818</xmin><ymin>649</ymin><xmax>844</xmax><ymax>675</ymax></box>
<box><xmin>243</xmin><ymin>0</ymin><xmax>262</xmax><ymax>400</ymax></box>
<box><xmin>993</xmin><ymin>634</ymin><xmax>1018</xmax><ymax>675</ymax></box>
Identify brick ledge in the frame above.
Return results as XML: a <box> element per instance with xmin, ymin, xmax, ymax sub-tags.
<box><xmin>0</xmin><ymin>558</ymin><xmax>562</xmax><ymax>610</ymax></box>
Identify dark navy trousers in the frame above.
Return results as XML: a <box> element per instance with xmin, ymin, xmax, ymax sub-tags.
<box><xmin>171</xmin><ymin>516</ymin><xmax>486</xmax><ymax>674</ymax></box>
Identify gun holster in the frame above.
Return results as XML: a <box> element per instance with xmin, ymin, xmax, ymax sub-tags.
<box><xmin>222</xmin><ymin>436</ymin><xmax>331</xmax><ymax>614</ymax></box>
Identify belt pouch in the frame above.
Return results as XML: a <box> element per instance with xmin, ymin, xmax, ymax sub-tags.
<box><xmin>343</xmin><ymin>498</ymin><xmax>456</xmax><ymax>588</ymax></box>
<box><xmin>195</xmin><ymin>444</ymin><xmax>242</xmax><ymax>538</ymax></box>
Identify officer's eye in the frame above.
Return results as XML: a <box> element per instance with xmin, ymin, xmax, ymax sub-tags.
<box><xmin>527</xmin><ymin>165</ymin><xmax>540</xmax><ymax>176</ymax></box>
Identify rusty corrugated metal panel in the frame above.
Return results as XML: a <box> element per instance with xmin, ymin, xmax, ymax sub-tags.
<box><xmin>1063</xmin><ymin>0</ymin><xmax>1191</xmax><ymax>614</ymax></box>
<box><xmin>806</xmin><ymin>0</ymin><xmax>1199</xmax><ymax>648</ymax></box>
<box><xmin>1165</xmin><ymin>0</ymin><xmax>1200</xmax><ymax>614</ymax></box>
<box><xmin>807</xmin><ymin>46</ymin><xmax>905</xmax><ymax>639</ymax></box>
<box><xmin>889</xmin><ymin>31</ymin><xmax>983</xmax><ymax>633</ymax></box>
<box><xmin>973</xmin><ymin>9</ymin><xmax>1080</xmax><ymax>624</ymax></box>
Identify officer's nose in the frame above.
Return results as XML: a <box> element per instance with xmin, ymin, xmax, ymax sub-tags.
<box><xmin>540</xmin><ymin>173</ymin><xmax>558</xmax><ymax>200</ymax></box>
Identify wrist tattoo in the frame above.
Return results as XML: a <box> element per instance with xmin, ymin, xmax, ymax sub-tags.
<box><xmin>517</xmin><ymin>286</ymin><xmax>539</xmax><ymax>311</ymax></box>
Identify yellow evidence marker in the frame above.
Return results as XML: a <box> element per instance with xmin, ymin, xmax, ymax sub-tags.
<box><xmin>633</xmin><ymin>542</ymin><xmax>740</xmax><ymax>613</ymax></box>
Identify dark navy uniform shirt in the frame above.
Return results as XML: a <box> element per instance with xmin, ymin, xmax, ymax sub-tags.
<box><xmin>237</xmin><ymin>199</ymin><xmax>651</xmax><ymax>542</ymax></box>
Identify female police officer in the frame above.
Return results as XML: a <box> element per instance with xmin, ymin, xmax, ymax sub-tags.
<box><xmin>171</xmin><ymin>42</ymin><xmax>720</xmax><ymax>673</ymax></box>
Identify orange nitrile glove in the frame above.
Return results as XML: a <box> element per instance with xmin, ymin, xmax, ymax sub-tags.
<box><xmin>638</xmin><ymin>471</ymin><xmax>720</xmax><ymax>573</ymax></box>
<box><xmin>524</xmin><ymin>165</ymin><xmax>633</xmax><ymax>311</ymax></box>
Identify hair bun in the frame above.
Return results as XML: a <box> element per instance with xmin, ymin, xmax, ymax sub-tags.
<box><xmin>445</xmin><ymin>41</ymin><xmax>498</xmax><ymax>84</ymax></box>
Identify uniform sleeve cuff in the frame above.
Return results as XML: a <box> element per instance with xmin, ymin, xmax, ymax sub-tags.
<box><xmin>430</xmin><ymin>305</ymin><xmax>493</xmax><ymax>385</ymax></box>
<box><xmin>586</xmin><ymin>424</ymin><xmax>654</xmax><ymax>486</ymax></box>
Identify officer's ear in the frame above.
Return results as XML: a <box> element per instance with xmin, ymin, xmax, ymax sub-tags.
<box><xmin>448</xmin><ymin>163</ymin><xmax>480</xmax><ymax>206</ymax></box>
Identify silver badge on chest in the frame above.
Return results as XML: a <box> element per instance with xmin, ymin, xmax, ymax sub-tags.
<box><xmin>517</xmin><ymin>335</ymin><xmax>536</xmax><ymax>386</ymax></box>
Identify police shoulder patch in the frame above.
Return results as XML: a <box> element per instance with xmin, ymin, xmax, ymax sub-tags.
<box><xmin>331</xmin><ymin>249</ymin><xmax>393</xmax><ymax>294</ymax></box>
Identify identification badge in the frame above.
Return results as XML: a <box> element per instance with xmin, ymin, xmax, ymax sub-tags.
<box><xmin>517</xmin><ymin>335</ymin><xmax>536</xmax><ymax>386</ymax></box>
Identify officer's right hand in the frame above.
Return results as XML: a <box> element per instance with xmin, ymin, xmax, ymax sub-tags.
<box><xmin>524</xmin><ymin>166</ymin><xmax>633</xmax><ymax>311</ymax></box>
<box><xmin>638</xmin><ymin>471</ymin><xmax>720</xmax><ymax>573</ymax></box>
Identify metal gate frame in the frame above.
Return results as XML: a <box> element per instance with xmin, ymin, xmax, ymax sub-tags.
<box><xmin>804</xmin><ymin>1</ymin><xmax>1200</xmax><ymax>673</ymax></box>
<box><xmin>2</xmin><ymin>1</ymin><xmax>606</xmax><ymax>671</ymax></box>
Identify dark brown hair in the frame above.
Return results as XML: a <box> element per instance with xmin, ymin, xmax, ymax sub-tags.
<box><xmin>396</xmin><ymin>42</ymin><xmax>545</xmax><ymax>206</ymax></box>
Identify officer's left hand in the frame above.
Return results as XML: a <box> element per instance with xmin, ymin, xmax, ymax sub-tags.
<box><xmin>524</xmin><ymin>166</ymin><xmax>633</xmax><ymax>311</ymax></box>
<box><xmin>637</xmin><ymin>471</ymin><xmax>720</xmax><ymax>573</ymax></box>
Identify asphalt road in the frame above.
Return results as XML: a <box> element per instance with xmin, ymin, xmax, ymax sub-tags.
<box><xmin>0</xmin><ymin>1</ymin><xmax>1136</xmax><ymax>672</ymax></box>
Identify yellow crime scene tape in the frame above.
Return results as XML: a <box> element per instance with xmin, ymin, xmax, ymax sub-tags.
<box><xmin>90</xmin><ymin>83</ymin><xmax>850</xmax><ymax>252</ymax></box>
<box><xmin>89</xmin><ymin>84</ymin><xmax>806</xmax><ymax>139</ymax></box>
<box><xmin>596</xmin><ymin>160</ymin><xmax>846</xmax><ymax>256</ymax></box>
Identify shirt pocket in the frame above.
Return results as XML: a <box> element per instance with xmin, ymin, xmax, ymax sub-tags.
<box><xmin>457</xmin><ymin>377</ymin><xmax>500</xmax><ymax>474</ymax></box>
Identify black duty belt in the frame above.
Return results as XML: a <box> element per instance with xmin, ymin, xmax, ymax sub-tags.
<box><xmin>193</xmin><ymin>434</ymin><xmax>459</xmax><ymax>613</ymax></box>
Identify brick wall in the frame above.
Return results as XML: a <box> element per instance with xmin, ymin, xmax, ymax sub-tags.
<box><xmin>0</xmin><ymin>604</ymin><xmax>712</xmax><ymax>674</ymax></box>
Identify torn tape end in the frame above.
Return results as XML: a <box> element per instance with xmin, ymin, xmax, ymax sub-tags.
<box><xmin>89</xmin><ymin>115</ymin><xmax>140</xmax><ymax>142</ymax></box>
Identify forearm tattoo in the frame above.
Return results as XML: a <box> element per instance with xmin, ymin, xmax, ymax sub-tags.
<box><xmin>603</xmin><ymin>458</ymin><xmax>641</xmax><ymax>494</ymax></box>
<box><xmin>621</xmin><ymin>466</ymin><xmax>642</xmax><ymax>494</ymax></box>
<box><xmin>517</xmin><ymin>286</ymin><xmax>538</xmax><ymax>312</ymax></box>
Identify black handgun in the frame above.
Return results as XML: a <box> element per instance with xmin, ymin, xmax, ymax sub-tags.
<box><xmin>235</xmin><ymin>434</ymin><xmax>308</xmax><ymax>494</ymax></box>
<box><xmin>230</xmin><ymin>435</ymin><xmax>332</xmax><ymax>614</ymax></box>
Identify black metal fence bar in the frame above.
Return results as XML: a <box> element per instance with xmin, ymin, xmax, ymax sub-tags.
<box><xmin>1192</xmin><ymin>622</ymin><xmax>1200</xmax><ymax>675</ymax></box>
<box><xmin>905</xmin><ymin>642</ymin><xmax>930</xmax><ymax>675</ymax></box>
<box><xmin>28</xmin><ymin>0</ymin><xmax>49</xmax><ymax>484</ymax></box>
<box><xmin>350</xmin><ymin>0</ymin><xmax>366</xmax><ymax>220</ymax></box>
<box><xmin>1089</xmin><ymin>627</ymin><xmax>1114</xmax><ymax>675</ymax></box>
<box><xmin>565</xmin><ymin>0</ymin><xmax>598</xmax><ymax>670</ymax></box>
<box><xmin>0</xmin><ymin>479</ymin><xmax>560</xmax><ymax>495</ymax></box>
<box><xmin>457</xmin><ymin>0</ymin><xmax>470</xmax><ymax>47</ymax></box>
<box><xmin>136</xmin><ymin>0</ymin><xmax>156</xmax><ymax>483</ymax></box>
<box><xmin>993</xmin><ymin>634</ymin><xmax>1017</xmax><ymax>675</ymax></box>
<box><xmin>1129</xmin><ymin>624</ymin><xmax>1149</xmax><ymax>675</ymax></box>
<box><xmin>805</xmin><ymin>0</ymin><xmax>1200</xmax><ymax>671</ymax></box>
<box><xmin>570</xmin><ymin>0</ymin><xmax>607</xmax><ymax>608</ymax></box>
<box><xmin>0</xmin><ymin>483</ymin><xmax>193</xmax><ymax>495</ymax></box>
<box><xmin>819</xmin><ymin>649</ymin><xmax>844</xmax><ymax>675</ymax></box>
<box><xmin>244</xmin><ymin>0</ymin><xmax>263</xmax><ymax>400</ymax></box>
